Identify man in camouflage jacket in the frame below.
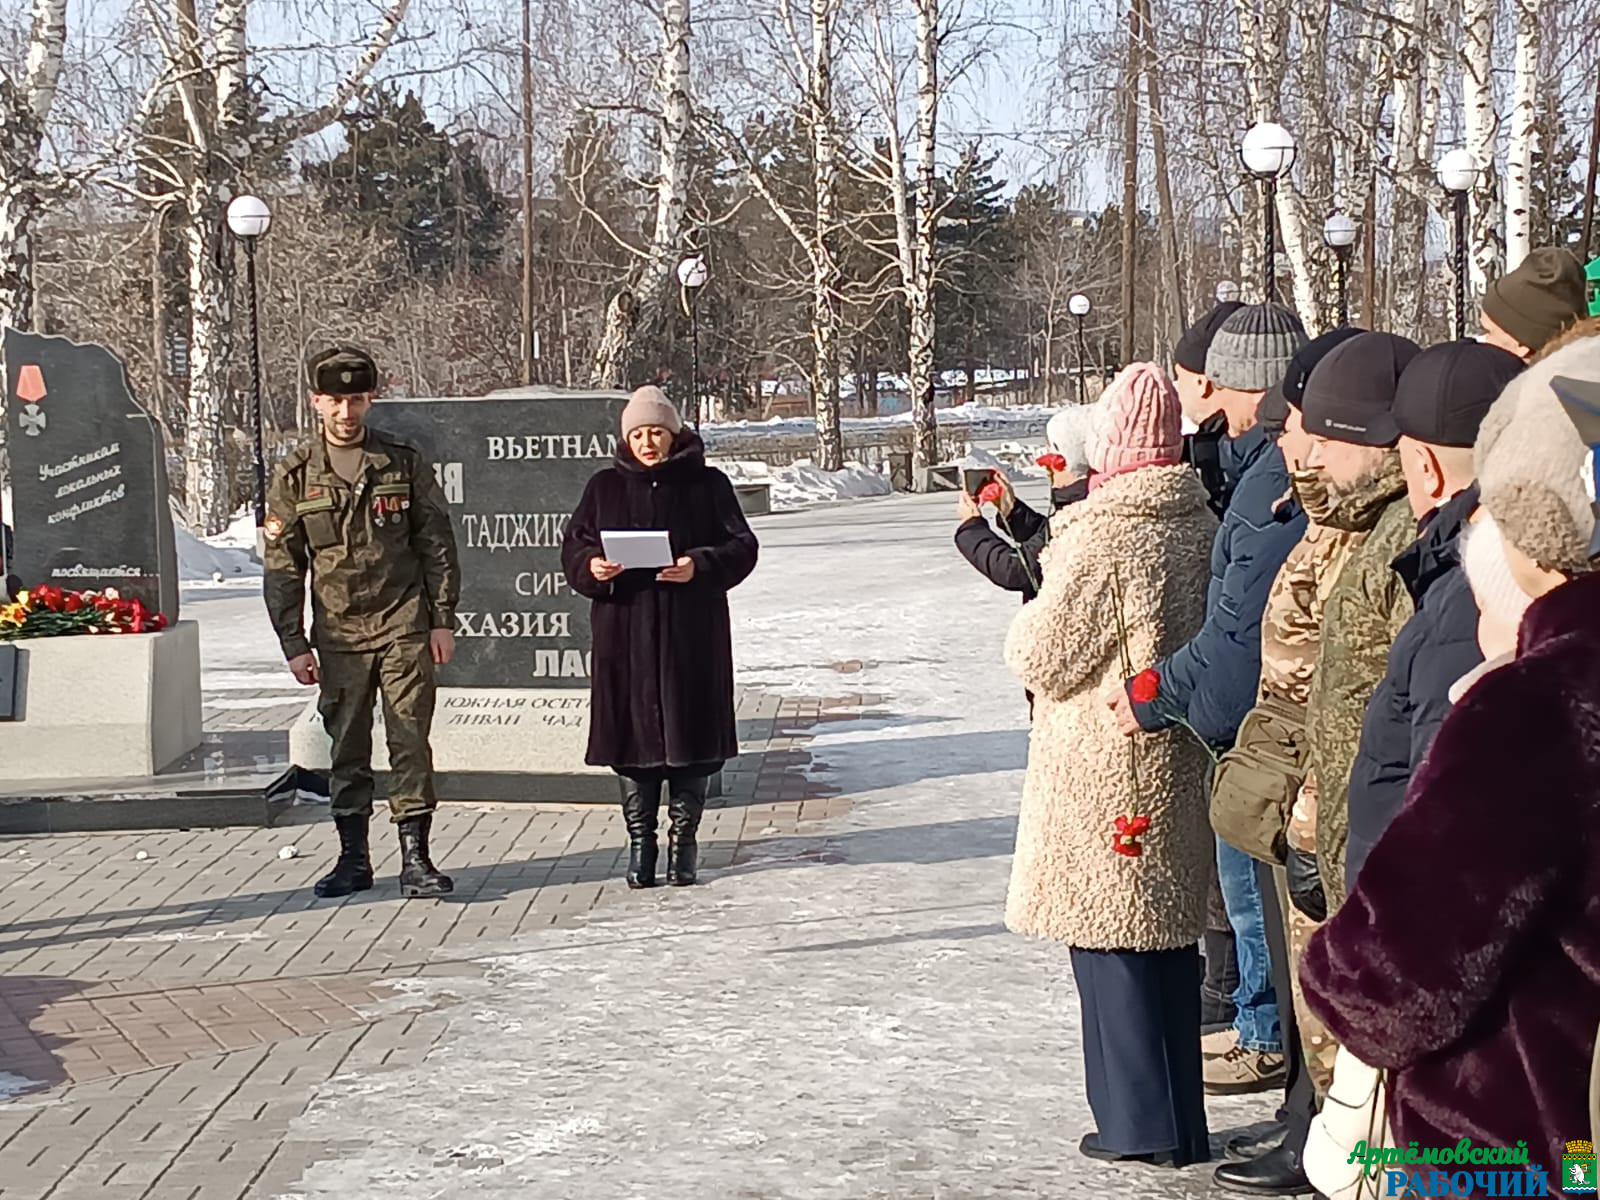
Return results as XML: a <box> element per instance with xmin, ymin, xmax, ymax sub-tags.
<box><xmin>1297</xmin><ymin>335</ymin><xmax>1420</xmax><ymax>914</ymax></box>
<box><xmin>264</xmin><ymin>347</ymin><xmax>461</xmax><ymax>900</ymax></box>
<box><xmin>1211</xmin><ymin>380</ymin><xmax>1366</xmax><ymax>1120</ymax></box>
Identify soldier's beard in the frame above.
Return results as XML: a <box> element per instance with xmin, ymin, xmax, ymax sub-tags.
<box><xmin>1322</xmin><ymin>463</ymin><xmax>1388</xmax><ymax>508</ymax></box>
<box><xmin>324</xmin><ymin>417</ymin><xmax>366</xmax><ymax>446</ymax></box>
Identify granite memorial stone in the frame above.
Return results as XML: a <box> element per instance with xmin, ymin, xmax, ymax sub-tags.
<box><xmin>368</xmin><ymin>389</ymin><xmax>628</xmax><ymax>688</ymax></box>
<box><xmin>3</xmin><ymin>329</ymin><xmax>179</xmax><ymax>621</ymax></box>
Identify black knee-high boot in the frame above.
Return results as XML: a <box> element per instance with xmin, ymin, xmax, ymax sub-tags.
<box><xmin>666</xmin><ymin>775</ymin><xmax>709</xmax><ymax>886</ymax></box>
<box><xmin>619</xmin><ymin>775</ymin><xmax>661</xmax><ymax>888</ymax></box>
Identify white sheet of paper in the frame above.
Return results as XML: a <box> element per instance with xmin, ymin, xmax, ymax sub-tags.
<box><xmin>601</xmin><ymin>530</ymin><xmax>676</xmax><ymax>570</ymax></box>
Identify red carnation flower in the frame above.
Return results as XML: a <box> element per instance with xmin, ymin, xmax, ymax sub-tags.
<box><xmin>1130</xmin><ymin>667</ymin><xmax>1161</xmax><ymax>705</ymax></box>
<box><xmin>977</xmin><ymin>480</ymin><xmax>1005</xmax><ymax>505</ymax></box>
<box><xmin>1036</xmin><ymin>453</ymin><xmax>1068</xmax><ymax>473</ymax></box>
<box><xmin>1113</xmin><ymin>814</ymin><xmax>1152</xmax><ymax>858</ymax></box>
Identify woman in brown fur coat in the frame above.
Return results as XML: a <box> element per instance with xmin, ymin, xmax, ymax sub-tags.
<box><xmin>1005</xmin><ymin>362</ymin><xmax>1220</xmax><ymax>1167</ymax></box>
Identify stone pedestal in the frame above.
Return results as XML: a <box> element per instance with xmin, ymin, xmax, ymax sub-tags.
<box><xmin>0</xmin><ymin>622</ymin><xmax>202</xmax><ymax>779</ymax></box>
<box><xmin>289</xmin><ymin>687</ymin><xmax>618</xmax><ymax>803</ymax></box>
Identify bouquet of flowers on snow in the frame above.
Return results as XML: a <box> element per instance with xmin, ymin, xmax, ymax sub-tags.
<box><xmin>0</xmin><ymin>585</ymin><xmax>169</xmax><ymax>641</ymax></box>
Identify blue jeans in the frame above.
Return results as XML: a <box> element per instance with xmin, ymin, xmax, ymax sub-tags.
<box><xmin>1215</xmin><ymin>838</ymin><xmax>1281</xmax><ymax>1052</ymax></box>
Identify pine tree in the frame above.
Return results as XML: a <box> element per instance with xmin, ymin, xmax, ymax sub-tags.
<box><xmin>934</xmin><ymin>143</ymin><xmax>1013</xmax><ymax>401</ymax></box>
<box><xmin>306</xmin><ymin>88</ymin><xmax>507</xmax><ymax>277</ymax></box>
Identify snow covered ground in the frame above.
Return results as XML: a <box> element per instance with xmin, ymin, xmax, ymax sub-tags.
<box><xmin>266</xmin><ymin>489</ymin><xmax>1272</xmax><ymax>1199</ymax></box>
<box><xmin>702</xmin><ymin>402</ymin><xmax>1055</xmax><ymax>448</ymax></box>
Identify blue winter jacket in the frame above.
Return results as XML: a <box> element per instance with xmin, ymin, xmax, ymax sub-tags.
<box><xmin>1344</xmin><ymin>485</ymin><xmax>1483</xmax><ymax>890</ymax></box>
<box><xmin>1129</xmin><ymin>425</ymin><xmax>1308</xmax><ymax>748</ymax></box>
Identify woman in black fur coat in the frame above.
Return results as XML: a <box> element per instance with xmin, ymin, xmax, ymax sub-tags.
<box><xmin>561</xmin><ymin>387</ymin><xmax>759</xmax><ymax>889</ymax></box>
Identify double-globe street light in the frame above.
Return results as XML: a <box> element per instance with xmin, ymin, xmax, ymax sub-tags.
<box><xmin>226</xmin><ymin>194</ymin><xmax>272</xmax><ymax>535</ymax></box>
<box><xmin>1068</xmin><ymin>292</ymin><xmax>1091</xmax><ymax>404</ymax></box>
<box><xmin>1437</xmin><ymin>149</ymin><xmax>1480</xmax><ymax>340</ymax></box>
<box><xmin>1323</xmin><ymin>212</ymin><xmax>1359</xmax><ymax>327</ymax></box>
<box><xmin>677</xmin><ymin>254</ymin><xmax>708</xmax><ymax>428</ymax></box>
<box><xmin>1240</xmin><ymin>122</ymin><xmax>1298</xmax><ymax>304</ymax></box>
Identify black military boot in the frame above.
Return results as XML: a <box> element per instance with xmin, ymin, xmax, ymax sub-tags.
<box><xmin>397</xmin><ymin>814</ymin><xmax>453</xmax><ymax>898</ymax></box>
<box><xmin>313</xmin><ymin>814</ymin><xmax>374</xmax><ymax>898</ymax></box>
<box><xmin>619</xmin><ymin>776</ymin><xmax>660</xmax><ymax>888</ymax></box>
<box><xmin>665</xmin><ymin>776</ymin><xmax>709</xmax><ymax>886</ymax></box>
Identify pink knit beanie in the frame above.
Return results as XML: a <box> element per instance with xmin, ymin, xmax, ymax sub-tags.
<box><xmin>1093</xmin><ymin>363</ymin><xmax>1183</xmax><ymax>476</ymax></box>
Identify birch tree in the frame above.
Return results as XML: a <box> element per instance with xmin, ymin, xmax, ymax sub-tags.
<box><xmin>1462</xmin><ymin>0</ymin><xmax>1503</xmax><ymax>293</ymax></box>
<box><xmin>1387</xmin><ymin>0</ymin><xmax>1433</xmax><ymax>339</ymax></box>
<box><xmin>852</xmin><ymin>0</ymin><xmax>943</xmax><ymax>483</ymax></box>
<box><xmin>1504</xmin><ymin>0</ymin><xmax>1539</xmax><ymax>269</ymax></box>
<box><xmin>709</xmin><ymin>0</ymin><xmax>846</xmax><ymax>468</ymax></box>
<box><xmin>1233</xmin><ymin>0</ymin><xmax>1326</xmax><ymax>324</ymax></box>
<box><xmin>806</xmin><ymin>0</ymin><xmax>845</xmax><ymax>470</ymax></box>
<box><xmin>908</xmin><ymin>0</ymin><xmax>939</xmax><ymax>480</ymax></box>
<box><xmin>130</xmin><ymin>0</ymin><xmax>412</xmax><ymax>534</ymax></box>
<box><xmin>0</xmin><ymin>0</ymin><xmax>67</xmax><ymax>341</ymax></box>
<box><xmin>589</xmin><ymin>0</ymin><xmax>692</xmax><ymax>388</ymax></box>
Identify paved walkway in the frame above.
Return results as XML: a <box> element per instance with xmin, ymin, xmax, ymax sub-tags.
<box><xmin>0</xmin><ymin>492</ymin><xmax>1277</xmax><ymax>1198</ymax></box>
<box><xmin>0</xmin><ymin>688</ymin><xmax>860</xmax><ymax>1200</ymax></box>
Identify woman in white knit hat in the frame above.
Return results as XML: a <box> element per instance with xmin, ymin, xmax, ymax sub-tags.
<box><xmin>561</xmin><ymin>387</ymin><xmax>759</xmax><ymax>889</ymax></box>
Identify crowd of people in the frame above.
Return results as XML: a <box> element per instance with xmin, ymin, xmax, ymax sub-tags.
<box><xmin>958</xmin><ymin>246</ymin><xmax>1600</xmax><ymax>1195</ymax></box>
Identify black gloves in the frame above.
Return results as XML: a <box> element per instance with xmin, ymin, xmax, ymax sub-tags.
<box><xmin>1286</xmin><ymin>846</ymin><xmax>1327</xmax><ymax>922</ymax></box>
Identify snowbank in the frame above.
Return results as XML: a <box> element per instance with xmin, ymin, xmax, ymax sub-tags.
<box><xmin>956</xmin><ymin>441</ymin><xmax>1050</xmax><ymax>478</ymax></box>
<box><xmin>703</xmin><ymin>403</ymin><xmax>1054</xmax><ymax>447</ymax></box>
<box><xmin>175</xmin><ymin>507</ymin><xmax>262</xmax><ymax>583</ymax></box>
<box><xmin>714</xmin><ymin>459</ymin><xmax>892</xmax><ymax>511</ymax></box>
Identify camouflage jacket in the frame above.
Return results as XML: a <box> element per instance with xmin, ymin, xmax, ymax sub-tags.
<box><xmin>263</xmin><ymin>430</ymin><xmax>460</xmax><ymax>658</ymax></box>
<box><xmin>1306</xmin><ymin>456</ymin><xmax>1414</xmax><ymax>911</ymax></box>
<box><xmin>1259</xmin><ymin>503</ymin><xmax>1364</xmax><ymax>709</ymax></box>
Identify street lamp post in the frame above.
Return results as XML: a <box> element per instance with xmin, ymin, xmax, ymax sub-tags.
<box><xmin>1323</xmin><ymin>212</ymin><xmax>1359</xmax><ymax>327</ymax></box>
<box><xmin>226</xmin><ymin>194</ymin><xmax>272</xmax><ymax>534</ymax></box>
<box><xmin>1068</xmin><ymin>293</ymin><xmax>1091</xmax><ymax>405</ymax></box>
<box><xmin>1240</xmin><ymin>122</ymin><xmax>1298</xmax><ymax>303</ymax></box>
<box><xmin>677</xmin><ymin>254</ymin><xmax>708</xmax><ymax>427</ymax></box>
<box><xmin>1437</xmin><ymin>149</ymin><xmax>1479</xmax><ymax>340</ymax></box>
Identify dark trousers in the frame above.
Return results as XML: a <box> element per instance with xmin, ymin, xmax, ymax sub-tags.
<box><xmin>1070</xmin><ymin>945</ymin><xmax>1211</xmax><ymax>1163</ymax></box>
<box><xmin>1256</xmin><ymin>859</ymin><xmax>1317</xmax><ymax>1152</ymax></box>
<box><xmin>318</xmin><ymin>635</ymin><xmax>436</xmax><ymax>822</ymax></box>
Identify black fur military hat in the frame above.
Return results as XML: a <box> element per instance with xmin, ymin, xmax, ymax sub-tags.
<box><xmin>306</xmin><ymin>346</ymin><xmax>378</xmax><ymax>395</ymax></box>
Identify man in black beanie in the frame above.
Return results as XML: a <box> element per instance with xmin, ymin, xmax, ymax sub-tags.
<box><xmin>1174</xmin><ymin>300</ymin><xmax>1245</xmax><ymax>516</ymax></box>
<box><xmin>1344</xmin><ymin>340</ymin><xmax>1524</xmax><ymax>886</ymax></box>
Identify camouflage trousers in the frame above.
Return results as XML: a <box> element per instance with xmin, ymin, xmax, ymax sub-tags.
<box><xmin>1283</xmin><ymin>776</ymin><xmax>1339</xmax><ymax>1095</ymax></box>
<box><xmin>317</xmin><ymin>634</ymin><xmax>438</xmax><ymax>822</ymax></box>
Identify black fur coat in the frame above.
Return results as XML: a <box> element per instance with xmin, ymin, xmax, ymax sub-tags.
<box><xmin>1303</xmin><ymin>569</ymin><xmax>1600</xmax><ymax>1188</ymax></box>
<box><xmin>561</xmin><ymin>432</ymin><xmax>758</xmax><ymax>772</ymax></box>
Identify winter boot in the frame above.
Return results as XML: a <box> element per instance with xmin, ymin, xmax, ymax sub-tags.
<box><xmin>397</xmin><ymin>814</ymin><xmax>453</xmax><ymax>898</ymax></box>
<box><xmin>312</xmin><ymin>814</ymin><xmax>374</xmax><ymax>898</ymax></box>
<box><xmin>619</xmin><ymin>776</ymin><xmax>661</xmax><ymax>888</ymax></box>
<box><xmin>665</xmin><ymin>776</ymin><xmax>709</xmax><ymax>886</ymax></box>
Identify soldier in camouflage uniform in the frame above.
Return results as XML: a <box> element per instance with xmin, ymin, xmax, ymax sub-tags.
<box><xmin>263</xmin><ymin>347</ymin><xmax>461</xmax><ymax>900</ymax></box>
<box><xmin>1263</xmin><ymin>457</ymin><xmax>1368</xmax><ymax>1096</ymax></box>
<box><xmin>1209</xmin><ymin>457</ymin><xmax>1363</xmax><ymax>1097</ymax></box>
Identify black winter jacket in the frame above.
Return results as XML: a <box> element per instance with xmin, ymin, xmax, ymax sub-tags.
<box><xmin>1182</xmin><ymin>411</ymin><xmax>1234</xmax><ymax>519</ymax></box>
<box><xmin>561</xmin><ymin>432</ymin><xmax>759</xmax><ymax>772</ymax></box>
<box><xmin>954</xmin><ymin>480</ymin><xmax>1090</xmax><ymax>601</ymax></box>
<box><xmin>1344</xmin><ymin>484</ymin><xmax>1482</xmax><ymax>889</ymax></box>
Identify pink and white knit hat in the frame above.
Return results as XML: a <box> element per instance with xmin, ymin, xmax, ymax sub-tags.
<box><xmin>1090</xmin><ymin>363</ymin><xmax>1184</xmax><ymax>476</ymax></box>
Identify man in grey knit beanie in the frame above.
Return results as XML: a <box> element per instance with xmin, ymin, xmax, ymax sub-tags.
<box><xmin>1205</xmin><ymin>303</ymin><xmax>1309</xmax><ymax>436</ymax></box>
